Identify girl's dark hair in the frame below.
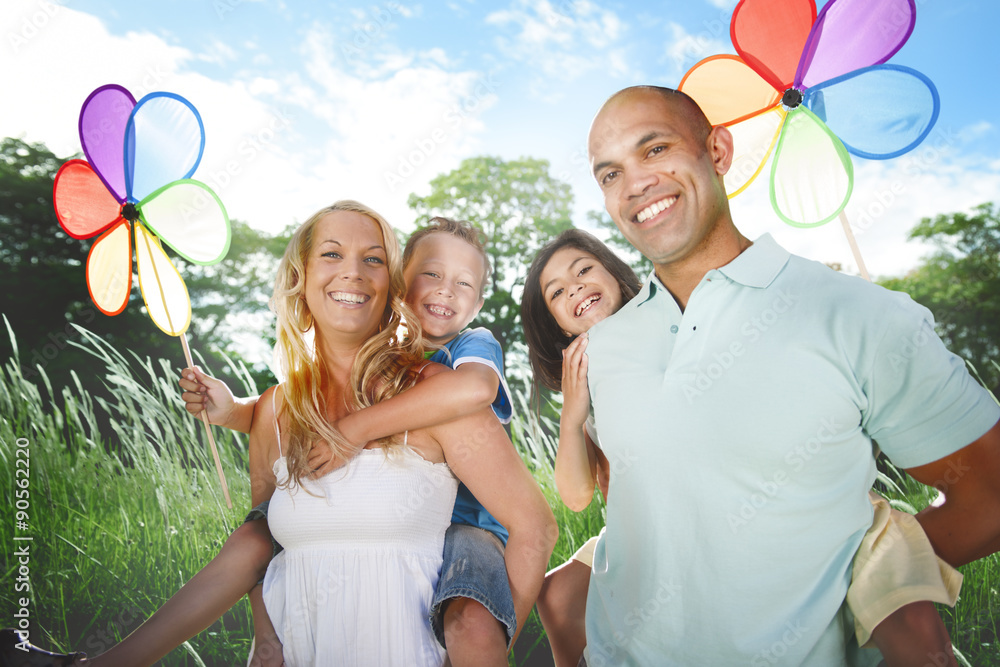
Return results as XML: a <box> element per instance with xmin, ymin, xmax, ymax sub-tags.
<box><xmin>521</xmin><ymin>229</ymin><xmax>642</xmax><ymax>392</ymax></box>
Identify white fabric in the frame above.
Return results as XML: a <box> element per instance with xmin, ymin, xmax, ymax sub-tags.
<box><xmin>262</xmin><ymin>445</ymin><xmax>458</xmax><ymax>666</ymax></box>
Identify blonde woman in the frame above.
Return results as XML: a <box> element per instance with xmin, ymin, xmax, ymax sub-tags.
<box><xmin>246</xmin><ymin>201</ymin><xmax>554</xmax><ymax>665</ymax></box>
<box><xmin>10</xmin><ymin>201</ymin><xmax>554</xmax><ymax>667</ymax></box>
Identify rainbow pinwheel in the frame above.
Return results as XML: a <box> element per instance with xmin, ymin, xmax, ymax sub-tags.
<box><xmin>53</xmin><ymin>84</ymin><xmax>233</xmax><ymax>506</ymax></box>
<box><xmin>53</xmin><ymin>84</ymin><xmax>231</xmax><ymax>335</ymax></box>
<box><xmin>679</xmin><ymin>0</ymin><xmax>939</xmax><ymax>230</ymax></box>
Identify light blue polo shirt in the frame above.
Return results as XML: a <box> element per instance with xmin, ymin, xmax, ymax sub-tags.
<box><xmin>583</xmin><ymin>234</ymin><xmax>999</xmax><ymax>666</ymax></box>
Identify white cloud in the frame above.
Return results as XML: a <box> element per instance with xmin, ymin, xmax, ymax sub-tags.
<box><xmin>293</xmin><ymin>21</ymin><xmax>498</xmax><ymax>230</ymax></box>
<box><xmin>485</xmin><ymin>0</ymin><xmax>632</xmax><ymax>87</ymax></box>
<box><xmin>730</xmin><ymin>141</ymin><xmax>1000</xmax><ymax>279</ymax></box>
<box><xmin>2</xmin><ymin>3</ymin><xmax>192</xmax><ymax>157</ymax></box>
<box><xmin>199</xmin><ymin>39</ymin><xmax>239</xmax><ymax>66</ymax></box>
<box><xmin>663</xmin><ymin>21</ymin><xmax>733</xmax><ymax>82</ymax></box>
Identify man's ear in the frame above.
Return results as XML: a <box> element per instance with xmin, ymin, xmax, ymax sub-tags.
<box><xmin>707</xmin><ymin>124</ymin><xmax>734</xmax><ymax>177</ymax></box>
<box><xmin>473</xmin><ymin>296</ymin><xmax>485</xmax><ymax>319</ymax></box>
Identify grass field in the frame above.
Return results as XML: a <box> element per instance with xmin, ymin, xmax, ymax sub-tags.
<box><xmin>1</xmin><ymin>325</ymin><xmax>998</xmax><ymax>666</ymax></box>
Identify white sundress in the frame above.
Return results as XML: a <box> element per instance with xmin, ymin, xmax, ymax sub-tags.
<box><xmin>259</xmin><ymin>395</ymin><xmax>458</xmax><ymax>667</ymax></box>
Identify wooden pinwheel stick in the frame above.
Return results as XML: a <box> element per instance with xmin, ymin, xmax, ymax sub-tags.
<box><xmin>179</xmin><ymin>333</ymin><xmax>233</xmax><ymax>509</ymax></box>
<box><xmin>839</xmin><ymin>211</ymin><xmax>872</xmax><ymax>283</ymax></box>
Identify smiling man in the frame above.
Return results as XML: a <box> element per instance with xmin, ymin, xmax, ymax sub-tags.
<box><xmin>580</xmin><ymin>86</ymin><xmax>1000</xmax><ymax>665</ymax></box>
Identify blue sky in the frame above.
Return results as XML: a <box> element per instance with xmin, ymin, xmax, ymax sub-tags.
<box><xmin>3</xmin><ymin>0</ymin><xmax>999</xmax><ymax>281</ymax></box>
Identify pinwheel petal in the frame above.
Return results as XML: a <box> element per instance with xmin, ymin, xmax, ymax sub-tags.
<box><xmin>86</xmin><ymin>219</ymin><xmax>132</xmax><ymax>316</ymax></box>
<box><xmin>79</xmin><ymin>84</ymin><xmax>135</xmax><ymax>202</ymax></box>
<box><xmin>732</xmin><ymin>0</ymin><xmax>816</xmax><ymax>92</ymax></box>
<box><xmin>138</xmin><ymin>180</ymin><xmax>232</xmax><ymax>265</ymax></box>
<box><xmin>53</xmin><ymin>159</ymin><xmax>123</xmax><ymax>239</ymax></box>
<box><xmin>134</xmin><ymin>222</ymin><xmax>191</xmax><ymax>336</ymax></box>
<box><xmin>797</xmin><ymin>0</ymin><xmax>915</xmax><ymax>89</ymax></box>
<box><xmin>770</xmin><ymin>107</ymin><xmax>853</xmax><ymax>227</ymax></box>
<box><xmin>679</xmin><ymin>55</ymin><xmax>781</xmax><ymax>126</ymax></box>
<box><xmin>725</xmin><ymin>107</ymin><xmax>785</xmax><ymax>198</ymax></box>
<box><xmin>125</xmin><ymin>93</ymin><xmax>205</xmax><ymax>202</ymax></box>
<box><xmin>805</xmin><ymin>64</ymin><xmax>939</xmax><ymax>160</ymax></box>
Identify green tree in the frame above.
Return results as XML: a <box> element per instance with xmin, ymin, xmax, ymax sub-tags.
<box><xmin>879</xmin><ymin>202</ymin><xmax>1000</xmax><ymax>391</ymax></box>
<box><xmin>407</xmin><ymin>156</ymin><xmax>574</xmax><ymax>350</ymax></box>
<box><xmin>587</xmin><ymin>209</ymin><xmax>655</xmax><ymax>279</ymax></box>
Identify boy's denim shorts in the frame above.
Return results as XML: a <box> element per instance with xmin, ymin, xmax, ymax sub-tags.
<box><xmin>244</xmin><ymin>499</ymin><xmax>282</xmax><ymax>557</ymax></box>
<box><xmin>430</xmin><ymin>523</ymin><xmax>516</xmax><ymax>649</ymax></box>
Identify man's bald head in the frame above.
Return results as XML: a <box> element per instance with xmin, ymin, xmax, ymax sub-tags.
<box><xmin>592</xmin><ymin>86</ymin><xmax>714</xmax><ymax>151</ymax></box>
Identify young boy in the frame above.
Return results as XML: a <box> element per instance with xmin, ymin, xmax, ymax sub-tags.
<box><xmin>184</xmin><ymin>217</ymin><xmax>522</xmax><ymax>667</ymax></box>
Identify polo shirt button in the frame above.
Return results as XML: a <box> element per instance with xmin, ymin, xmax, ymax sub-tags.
<box><xmin>670</xmin><ymin>325</ymin><xmax>679</xmax><ymax>333</ymax></box>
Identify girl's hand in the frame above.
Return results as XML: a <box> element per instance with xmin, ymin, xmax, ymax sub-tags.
<box><xmin>560</xmin><ymin>333</ymin><xmax>591</xmax><ymax>430</ymax></box>
<box><xmin>179</xmin><ymin>366</ymin><xmax>237</xmax><ymax>426</ymax></box>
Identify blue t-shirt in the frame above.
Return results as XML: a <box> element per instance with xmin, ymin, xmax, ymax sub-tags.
<box><xmin>429</xmin><ymin>327</ymin><xmax>513</xmax><ymax>544</ymax></box>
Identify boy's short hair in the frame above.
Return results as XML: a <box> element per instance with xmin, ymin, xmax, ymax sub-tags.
<box><xmin>403</xmin><ymin>217</ymin><xmax>492</xmax><ymax>298</ymax></box>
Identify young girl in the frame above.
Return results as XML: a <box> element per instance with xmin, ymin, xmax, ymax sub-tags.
<box><xmin>520</xmin><ymin>228</ymin><xmax>962</xmax><ymax>667</ymax></box>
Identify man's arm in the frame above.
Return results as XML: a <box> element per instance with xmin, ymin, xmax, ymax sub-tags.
<box><xmin>907</xmin><ymin>418</ymin><xmax>1000</xmax><ymax>566</ymax></box>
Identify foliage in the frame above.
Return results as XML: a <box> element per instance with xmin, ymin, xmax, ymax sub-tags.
<box><xmin>0</xmin><ymin>323</ymin><xmax>254</xmax><ymax>665</ymax></box>
<box><xmin>408</xmin><ymin>156</ymin><xmax>575</xmax><ymax>351</ymax></box>
<box><xmin>587</xmin><ymin>209</ymin><xmax>655</xmax><ymax>279</ymax></box>
<box><xmin>879</xmin><ymin>202</ymin><xmax>1000</xmax><ymax>392</ymax></box>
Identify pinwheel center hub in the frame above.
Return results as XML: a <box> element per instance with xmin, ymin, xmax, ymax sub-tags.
<box><xmin>120</xmin><ymin>202</ymin><xmax>140</xmax><ymax>222</ymax></box>
<box><xmin>782</xmin><ymin>88</ymin><xmax>804</xmax><ymax>109</ymax></box>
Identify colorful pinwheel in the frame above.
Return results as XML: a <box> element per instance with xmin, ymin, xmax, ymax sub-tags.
<box><xmin>679</xmin><ymin>0</ymin><xmax>939</xmax><ymax>274</ymax></box>
<box><xmin>53</xmin><ymin>84</ymin><xmax>233</xmax><ymax>506</ymax></box>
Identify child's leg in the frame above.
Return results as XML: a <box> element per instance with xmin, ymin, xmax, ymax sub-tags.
<box><xmin>442</xmin><ymin>598</ymin><xmax>508</xmax><ymax>667</ymax></box>
<box><xmin>84</xmin><ymin>518</ymin><xmax>273</xmax><ymax>667</ymax></box>
<box><xmin>431</xmin><ymin>524</ymin><xmax>515</xmax><ymax>667</ymax></box>
<box><xmin>536</xmin><ymin>558</ymin><xmax>591</xmax><ymax>667</ymax></box>
<box><xmin>869</xmin><ymin>601</ymin><xmax>956</xmax><ymax>667</ymax></box>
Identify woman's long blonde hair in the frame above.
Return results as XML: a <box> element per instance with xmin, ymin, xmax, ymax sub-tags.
<box><xmin>270</xmin><ymin>200</ymin><xmax>425</xmax><ymax>487</ymax></box>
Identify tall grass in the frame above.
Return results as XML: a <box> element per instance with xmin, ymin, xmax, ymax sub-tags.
<box><xmin>1</xmin><ymin>323</ymin><xmax>255</xmax><ymax>665</ymax></box>
<box><xmin>1</xmin><ymin>325</ymin><xmax>998</xmax><ymax>665</ymax></box>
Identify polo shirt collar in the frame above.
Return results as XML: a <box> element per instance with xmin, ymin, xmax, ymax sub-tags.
<box><xmin>717</xmin><ymin>233</ymin><xmax>789</xmax><ymax>288</ymax></box>
<box><xmin>636</xmin><ymin>233</ymin><xmax>790</xmax><ymax>306</ymax></box>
